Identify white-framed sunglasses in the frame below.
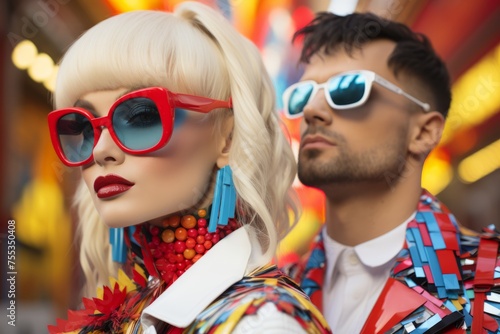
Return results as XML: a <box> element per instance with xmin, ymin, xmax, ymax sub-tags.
<box><xmin>282</xmin><ymin>70</ymin><xmax>430</xmax><ymax>119</ymax></box>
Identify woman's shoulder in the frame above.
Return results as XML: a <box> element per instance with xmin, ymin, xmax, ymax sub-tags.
<box><xmin>188</xmin><ymin>264</ymin><xmax>331</xmax><ymax>334</ymax></box>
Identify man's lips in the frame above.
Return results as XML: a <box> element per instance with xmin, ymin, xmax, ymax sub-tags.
<box><xmin>301</xmin><ymin>135</ymin><xmax>336</xmax><ymax>150</ymax></box>
<box><xmin>94</xmin><ymin>174</ymin><xmax>134</xmax><ymax>199</ymax></box>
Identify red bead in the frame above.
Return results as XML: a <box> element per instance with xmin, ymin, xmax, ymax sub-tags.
<box><xmin>161</xmin><ymin>229</ymin><xmax>175</xmax><ymax>243</ymax></box>
<box><xmin>183</xmin><ymin>249</ymin><xmax>196</xmax><ymax>259</ymax></box>
<box><xmin>166</xmin><ymin>264</ymin><xmax>175</xmax><ymax>272</ymax></box>
<box><xmin>195</xmin><ymin>244</ymin><xmax>206</xmax><ymax>254</ymax></box>
<box><xmin>198</xmin><ymin>227</ymin><xmax>207</xmax><ymax>235</ymax></box>
<box><xmin>151</xmin><ymin>248</ymin><xmax>162</xmax><ymax>259</ymax></box>
<box><xmin>187</xmin><ymin>228</ymin><xmax>198</xmax><ymax>238</ymax></box>
<box><xmin>175</xmin><ymin>254</ymin><xmax>184</xmax><ymax>263</ymax></box>
<box><xmin>174</xmin><ymin>241</ymin><xmax>186</xmax><ymax>254</ymax></box>
<box><xmin>204</xmin><ymin>240</ymin><xmax>213</xmax><ymax>250</ymax></box>
<box><xmin>176</xmin><ymin>261</ymin><xmax>186</xmax><ymax>270</ymax></box>
<box><xmin>152</xmin><ymin>236</ymin><xmax>161</xmax><ymax>246</ymax></box>
<box><xmin>185</xmin><ymin>238</ymin><xmax>196</xmax><ymax>249</ymax></box>
<box><xmin>196</xmin><ymin>235</ymin><xmax>205</xmax><ymax>244</ymax></box>
<box><xmin>192</xmin><ymin>254</ymin><xmax>202</xmax><ymax>263</ymax></box>
<box><xmin>175</xmin><ymin>227</ymin><xmax>188</xmax><ymax>241</ymax></box>
<box><xmin>155</xmin><ymin>258</ymin><xmax>168</xmax><ymax>271</ymax></box>
<box><xmin>204</xmin><ymin>233</ymin><xmax>213</xmax><ymax>241</ymax></box>
<box><xmin>169</xmin><ymin>216</ymin><xmax>181</xmax><ymax>228</ymax></box>
<box><xmin>197</xmin><ymin>218</ymin><xmax>207</xmax><ymax>228</ymax></box>
<box><xmin>161</xmin><ymin>271</ymin><xmax>174</xmax><ymax>283</ymax></box>
<box><xmin>159</xmin><ymin>243</ymin><xmax>169</xmax><ymax>253</ymax></box>
<box><xmin>229</xmin><ymin>219</ymin><xmax>239</xmax><ymax>229</ymax></box>
<box><xmin>181</xmin><ymin>215</ymin><xmax>197</xmax><ymax>229</ymax></box>
<box><xmin>176</xmin><ymin>270</ymin><xmax>184</xmax><ymax>277</ymax></box>
<box><xmin>212</xmin><ymin>234</ymin><xmax>220</xmax><ymax>244</ymax></box>
<box><xmin>167</xmin><ymin>253</ymin><xmax>177</xmax><ymax>264</ymax></box>
<box><xmin>150</xmin><ymin>226</ymin><xmax>160</xmax><ymax>236</ymax></box>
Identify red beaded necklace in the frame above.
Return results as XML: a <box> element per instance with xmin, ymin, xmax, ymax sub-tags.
<box><xmin>128</xmin><ymin>208</ymin><xmax>240</xmax><ymax>287</ymax></box>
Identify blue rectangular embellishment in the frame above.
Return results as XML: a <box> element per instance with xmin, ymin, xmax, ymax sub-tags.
<box><xmin>408</xmin><ymin>245</ymin><xmax>421</xmax><ymax>266</ymax></box>
<box><xmin>415</xmin><ymin>267</ymin><xmax>426</xmax><ymax>278</ymax></box>
<box><xmin>412</xmin><ymin>314</ymin><xmax>441</xmax><ymax>334</ymax></box>
<box><xmin>411</xmin><ymin>228</ymin><xmax>428</xmax><ymax>262</ymax></box>
<box><xmin>406</xmin><ymin>229</ymin><xmax>415</xmax><ymax>241</ymax></box>
<box><xmin>429</xmin><ymin>231</ymin><xmax>446</xmax><ymax>250</ymax></box>
<box><xmin>424</xmin><ymin>247</ymin><xmax>444</xmax><ymax>287</ymax></box>
<box><xmin>443</xmin><ymin>274</ymin><xmax>460</xmax><ymax>290</ymax></box>
<box><xmin>405</xmin><ymin>277</ymin><xmax>417</xmax><ymax>288</ymax></box>
<box><xmin>444</xmin><ymin>300</ymin><xmax>457</xmax><ymax>312</ymax></box>
<box><xmin>437</xmin><ymin>287</ymin><xmax>448</xmax><ymax>299</ymax></box>
<box><xmin>463</xmin><ymin>305</ymin><xmax>472</xmax><ymax>326</ymax></box>
<box><xmin>421</xmin><ymin>212</ymin><xmax>440</xmax><ymax>232</ymax></box>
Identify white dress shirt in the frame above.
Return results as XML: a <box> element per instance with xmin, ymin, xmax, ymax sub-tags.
<box><xmin>322</xmin><ymin>213</ymin><xmax>415</xmax><ymax>333</ymax></box>
<box><xmin>141</xmin><ymin>226</ymin><xmax>305</xmax><ymax>333</ymax></box>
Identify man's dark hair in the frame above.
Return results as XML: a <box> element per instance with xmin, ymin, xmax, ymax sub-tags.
<box><xmin>294</xmin><ymin>12</ymin><xmax>451</xmax><ymax>116</ymax></box>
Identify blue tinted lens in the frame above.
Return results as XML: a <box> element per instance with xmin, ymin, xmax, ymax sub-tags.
<box><xmin>57</xmin><ymin>113</ymin><xmax>94</xmax><ymax>163</ymax></box>
<box><xmin>174</xmin><ymin>108</ymin><xmax>187</xmax><ymax>128</ymax></box>
<box><xmin>288</xmin><ymin>83</ymin><xmax>314</xmax><ymax>116</ymax></box>
<box><xmin>327</xmin><ymin>73</ymin><xmax>366</xmax><ymax>106</ymax></box>
<box><xmin>112</xmin><ymin>97</ymin><xmax>163</xmax><ymax>150</ymax></box>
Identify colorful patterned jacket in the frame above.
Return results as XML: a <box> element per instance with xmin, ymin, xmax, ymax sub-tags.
<box><xmin>286</xmin><ymin>190</ymin><xmax>500</xmax><ymax>333</ymax></box>
<box><xmin>178</xmin><ymin>264</ymin><xmax>331</xmax><ymax>334</ymax></box>
<box><xmin>49</xmin><ymin>227</ymin><xmax>331</xmax><ymax>333</ymax></box>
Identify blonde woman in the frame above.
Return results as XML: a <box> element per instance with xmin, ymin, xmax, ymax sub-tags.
<box><xmin>47</xmin><ymin>2</ymin><xmax>330</xmax><ymax>333</ymax></box>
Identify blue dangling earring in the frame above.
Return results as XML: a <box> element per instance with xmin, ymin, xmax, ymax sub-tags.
<box><xmin>208</xmin><ymin>165</ymin><xmax>236</xmax><ymax>233</ymax></box>
<box><xmin>109</xmin><ymin>227</ymin><xmax>127</xmax><ymax>263</ymax></box>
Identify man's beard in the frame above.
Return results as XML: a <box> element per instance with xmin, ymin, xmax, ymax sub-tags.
<box><xmin>298</xmin><ymin>127</ymin><xmax>408</xmax><ymax>188</ymax></box>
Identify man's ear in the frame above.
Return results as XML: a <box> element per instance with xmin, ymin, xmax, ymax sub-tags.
<box><xmin>216</xmin><ymin>115</ymin><xmax>234</xmax><ymax>168</ymax></box>
<box><xmin>408</xmin><ymin>111</ymin><xmax>444</xmax><ymax>160</ymax></box>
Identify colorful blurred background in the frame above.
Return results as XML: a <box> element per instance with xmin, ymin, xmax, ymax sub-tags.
<box><xmin>0</xmin><ymin>0</ymin><xmax>499</xmax><ymax>332</ymax></box>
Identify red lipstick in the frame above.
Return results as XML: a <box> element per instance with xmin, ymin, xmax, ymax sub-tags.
<box><xmin>94</xmin><ymin>174</ymin><xmax>134</xmax><ymax>199</ymax></box>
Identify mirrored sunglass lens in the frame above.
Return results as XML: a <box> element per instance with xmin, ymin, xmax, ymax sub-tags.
<box><xmin>328</xmin><ymin>73</ymin><xmax>367</xmax><ymax>106</ymax></box>
<box><xmin>57</xmin><ymin>113</ymin><xmax>94</xmax><ymax>163</ymax></box>
<box><xmin>112</xmin><ymin>97</ymin><xmax>163</xmax><ymax>150</ymax></box>
<box><xmin>287</xmin><ymin>83</ymin><xmax>314</xmax><ymax>116</ymax></box>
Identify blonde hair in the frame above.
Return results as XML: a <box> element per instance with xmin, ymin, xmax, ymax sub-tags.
<box><xmin>56</xmin><ymin>2</ymin><xmax>298</xmax><ymax>296</ymax></box>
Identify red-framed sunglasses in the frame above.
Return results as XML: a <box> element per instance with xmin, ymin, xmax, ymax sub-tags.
<box><xmin>48</xmin><ymin>87</ymin><xmax>232</xmax><ymax>167</ymax></box>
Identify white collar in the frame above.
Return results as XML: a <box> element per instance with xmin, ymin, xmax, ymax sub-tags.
<box><xmin>141</xmin><ymin>226</ymin><xmax>260</xmax><ymax>329</ymax></box>
<box><xmin>323</xmin><ymin>212</ymin><xmax>415</xmax><ymax>269</ymax></box>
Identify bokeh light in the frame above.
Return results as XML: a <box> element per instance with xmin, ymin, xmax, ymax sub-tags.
<box><xmin>12</xmin><ymin>40</ymin><xmax>38</xmax><ymax>70</ymax></box>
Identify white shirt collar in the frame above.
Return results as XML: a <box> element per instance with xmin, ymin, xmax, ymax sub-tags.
<box><xmin>141</xmin><ymin>226</ymin><xmax>261</xmax><ymax>329</ymax></box>
<box><xmin>323</xmin><ymin>212</ymin><xmax>415</xmax><ymax>269</ymax></box>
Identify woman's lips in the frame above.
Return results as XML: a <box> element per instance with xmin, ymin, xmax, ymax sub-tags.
<box><xmin>94</xmin><ymin>174</ymin><xmax>134</xmax><ymax>199</ymax></box>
